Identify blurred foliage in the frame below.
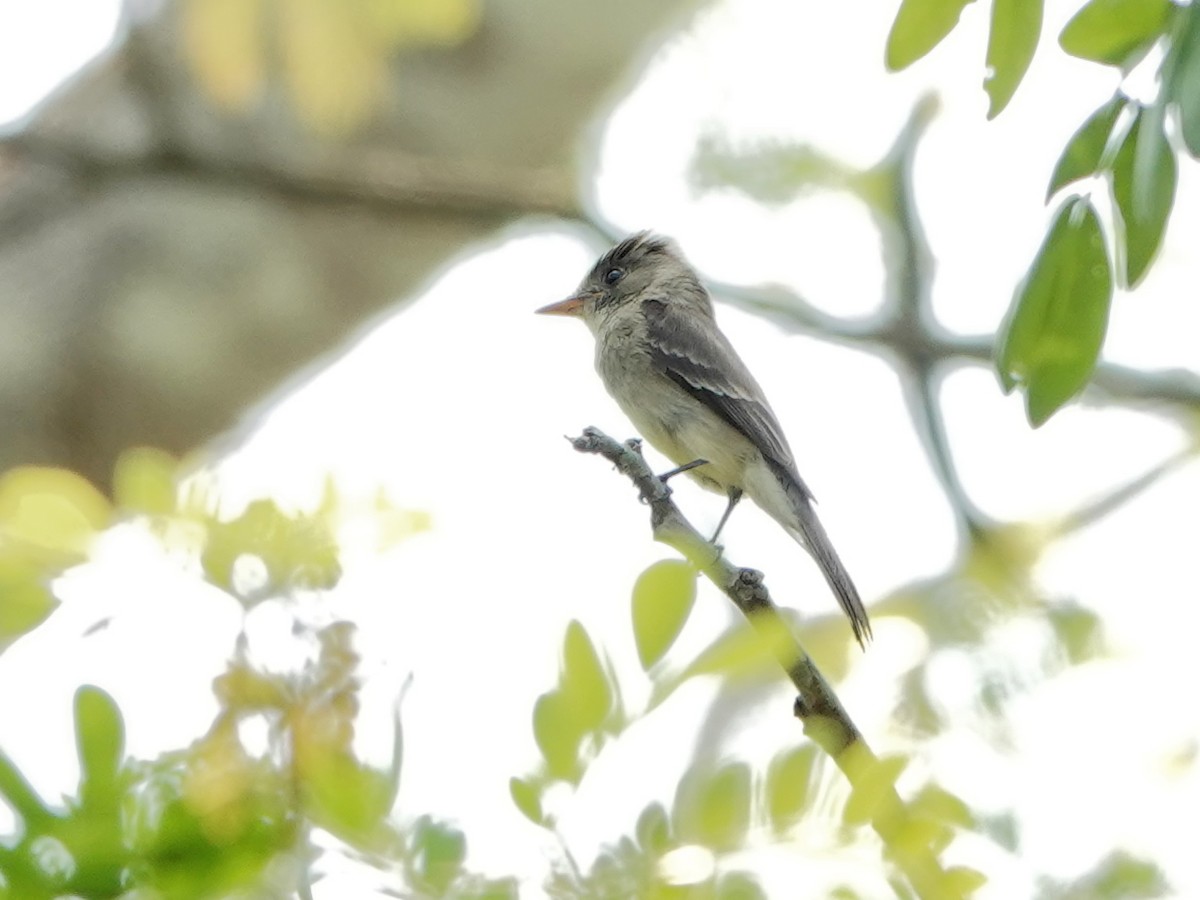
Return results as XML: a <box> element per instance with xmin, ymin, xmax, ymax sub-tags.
<box><xmin>886</xmin><ymin>0</ymin><xmax>1200</xmax><ymax>424</ymax></box>
<box><xmin>181</xmin><ymin>0</ymin><xmax>481</xmax><ymax>133</ymax></box>
<box><xmin>512</xmin><ymin>588</ymin><xmax>989</xmax><ymax>897</ymax></box>
<box><xmin>0</xmin><ymin>449</ymin><xmax>519</xmax><ymax>898</ymax></box>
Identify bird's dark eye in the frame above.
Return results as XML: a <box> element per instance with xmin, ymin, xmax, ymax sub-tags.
<box><xmin>603</xmin><ymin>268</ymin><xmax>624</xmax><ymax>285</ymax></box>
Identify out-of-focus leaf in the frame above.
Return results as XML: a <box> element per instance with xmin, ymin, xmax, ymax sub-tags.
<box><xmin>909</xmin><ymin>784</ymin><xmax>974</xmax><ymax>830</ymax></box>
<box><xmin>766</xmin><ymin>745</ymin><xmax>817</xmax><ymax>832</ymax></box>
<box><xmin>412</xmin><ymin>817</ymin><xmax>467</xmax><ymax>895</ymax></box>
<box><xmin>942</xmin><ymin>867</ymin><xmax>989</xmax><ymax>894</ymax></box>
<box><xmin>1046</xmin><ymin>95</ymin><xmax>1125</xmax><ymax>200</ymax></box>
<box><xmin>113</xmin><ymin>448</ymin><xmax>178</xmax><ymax>515</ymax></box>
<box><xmin>635</xmin><ymin>802</ymin><xmax>671</xmax><ymax>854</ymax></box>
<box><xmin>202</xmin><ymin>499</ymin><xmax>341</xmax><ymax>600</ymax></box>
<box><xmin>843</xmin><ymin>755</ymin><xmax>909</xmax><ymax>826</ymax></box>
<box><xmin>509</xmin><ymin>776</ymin><xmax>544</xmax><ymax>826</ymax></box>
<box><xmin>532</xmin><ymin>691</ymin><xmax>580</xmax><ymax>779</ymax></box>
<box><xmin>75</xmin><ymin>686</ymin><xmax>125</xmax><ymax>797</ymax></box>
<box><xmin>674</xmin><ymin>762</ymin><xmax>752</xmax><ymax>851</ymax></box>
<box><xmin>632</xmin><ymin>559</ymin><xmax>697</xmax><ymax>670</ymax></box>
<box><xmin>984</xmin><ymin>0</ymin><xmax>1043</xmax><ymax>118</ymax></box>
<box><xmin>716</xmin><ymin>871</ymin><xmax>768</xmax><ymax>900</ymax></box>
<box><xmin>0</xmin><ymin>467</ymin><xmax>110</xmax><ymax>567</ymax></box>
<box><xmin>996</xmin><ymin>196</ymin><xmax>1112</xmax><ymax>426</ymax></box>
<box><xmin>885</xmin><ymin>0</ymin><xmax>976</xmax><ymax>70</ymax></box>
<box><xmin>560</xmin><ymin>621</ymin><xmax>612</xmax><ymax>732</ymax></box>
<box><xmin>364</xmin><ymin>0</ymin><xmax>481</xmax><ymax>46</ymax></box>
<box><xmin>182</xmin><ymin>0</ymin><xmax>266</xmax><ymax>110</ymax></box>
<box><xmin>1059</xmin><ymin>0</ymin><xmax>1171</xmax><ymax>67</ymax></box>
<box><xmin>0</xmin><ymin>554</ymin><xmax>57</xmax><ymax>645</ymax></box>
<box><xmin>1048</xmin><ymin>603</ymin><xmax>1105</xmax><ymax>663</ymax></box>
<box><xmin>300</xmin><ymin>747</ymin><xmax>393</xmax><ymax>842</ymax></box>
<box><xmin>683</xmin><ymin>615</ymin><xmax>793</xmax><ymax>684</ymax></box>
<box><xmin>1171</xmin><ymin>4</ymin><xmax>1200</xmax><ymax>157</ymax></box>
<box><xmin>1111</xmin><ymin>103</ymin><xmax>1177</xmax><ymax>288</ymax></box>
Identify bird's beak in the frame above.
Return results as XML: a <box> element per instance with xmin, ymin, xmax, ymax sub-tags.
<box><xmin>535</xmin><ymin>291</ymin><xmax>589</xmax><ymax>317</ymax></box>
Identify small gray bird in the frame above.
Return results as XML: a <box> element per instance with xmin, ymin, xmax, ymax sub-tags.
<box><xmin>537</xmin><ymin>232</ymin><xmax>871</xmax><ymax>646</ymax></box>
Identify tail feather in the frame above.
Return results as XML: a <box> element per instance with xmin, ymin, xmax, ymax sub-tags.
<box><xmin>771</xmin><ymin>465</ymin><xmax>872</xmax><ymax>648</ymax></box>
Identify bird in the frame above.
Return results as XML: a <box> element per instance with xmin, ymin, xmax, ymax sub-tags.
<box><xmin>536</xmin><ymin>232</ymin><xmax>871</xmax><ymax>647</ymax></box>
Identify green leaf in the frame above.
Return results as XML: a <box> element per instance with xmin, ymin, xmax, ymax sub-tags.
<box><xmin>1111</xmin><ymin>103</ymin><xmax>1177</xmax><ymax>287</ymax></box>
<box><xmin>843</xmin><ymin>754</ymin><xmax>909</xmax><ymax>826</ymax></box>
<box><xmin>1170</xmin><ymin>4</ymin><xmax>1200</xmax><ymax>157</ymax></box>
<box><xmin>766</xmin><ymin>745</ymin><xmax>817</xmax><ymax>832</ymax></box>
<box><xmin>0</xmin><ymin>554</ymin><xmax>57</xmax><ymax>644</ymax></box>
<box><xmin>1046</xmin><ymin>95</ymin><xmax>1125</xmax><ymax>200</ymax></box>
<box><xmin>559</xmin><ymin>621</ymin><xmax>612</xmax><ymax>732</ymax></box>
<box><xmin>885</xmin><ymin>0</ymin><xmax>976</xmax><ymax>71</ymax></box>
<box><xmin>996</xmin><ymin>196</ymin><xmax>1113</xmax><ymax>426</ymax></box>
<box><xmin>635</xmin><ymin>802</ymin><xmax>671</xmax><ymax>854</ymax></box>
<box><xmin>631</xmin><ymin>559</ymin><xmax>697</xmax><ymax>669</ymax></box>
<box><xmin>984</xmin><ymin>0</ymin><xmax>1043</xmax><ymax>118</ymax></box>
<box><xmin>75</xmin><ymin>686</ymin><xmax>125</xmax><ymax>796</ymax></box>
<box><xmin>413</xmin><ymin>818</ymin><xmax>467</xmax><ymax>895</ymax></box>
<box><xmin>112</xmin><ymin>447</ymin><xmax>178</xmax><ymax>515</ymax></box>
<box><xmin>509</xmin><ymin>776</ymin><xmax>544</xmax><ymax>826</ymax></box>
<box><xmin>532</xmin><ymin>691</ymin><xmax>580</xmax><ymax>778</ymax></box>
<box><xmin>716</xmin><ymin>871</ymin><xmax>768</xmax><ymax>900</ymax></box>
<box><xmin>674</xmin><ymin>762</ymin><xmax>752</xmax><ymax>851</ymax></box>
<box><xmin>1060</xmin><ymin>0</ymin><xmax>1170</xmax><ymax>68</ymax></box>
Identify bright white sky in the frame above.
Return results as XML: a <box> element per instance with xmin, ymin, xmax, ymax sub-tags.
<box><xmin>2</xmin><ymin>1</ymin><xmax>1199</xmax><ymax>897</ymax></box>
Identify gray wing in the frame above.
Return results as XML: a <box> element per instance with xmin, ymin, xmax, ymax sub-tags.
<box><xmin>641</xmin><ymin>297</ymin><xmax>811</xmax><ymax>499</ymax></box>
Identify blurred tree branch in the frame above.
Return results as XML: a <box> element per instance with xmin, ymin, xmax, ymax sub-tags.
<box><xmin>0</xmin><ymin>0</ymin><xmax>705</xmax><ymax>486</ymax></box>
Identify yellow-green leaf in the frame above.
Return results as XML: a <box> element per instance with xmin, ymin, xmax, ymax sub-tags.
<box><xmin>766</xmin><ymin>745</ymin><xmax>817</xmax><ymax>832</ymax></box>
<box><xmin>509</xmin><ymin>776</ymin><xmax>544</xmax><ymax>826</ymax></box>
<box><xmin>560</xmin><ymin>621</ymin><xmax>612</xmax><ymax>732</ymax></box>
<box><xmin>674</xmin><ymin>762</ymin><xmax>752</xmax><ymax>851</ymax></box>
<box><xmin>75</xmin><ymin>686</ymin><xmax>125</xmax><ymax>793</ymax></box>
<box><xmin>632</xmin><ymin>559</ymin><xmax>697</xmax><ymax>670</ymax></box>
<box><xmin>1110</xmin><ymin>103</ymin><xmax>1177</xmax><ymax>288</ymax></box>
<box><xmin>635</xmin><ymin>802</ymin><xmax>671</xmax><ymax>854</ymax></box>
<box><xmin>885</xmin><ymin>0</ymin><xmax>976</xmax><ymax>70</ymax></box>
<box><xmin>532</xmin><ymin>691</ymin><xmax>579</xmax><ymax>779</ymax></box>
<box><xmin>996</xmin><ymin>196</ymin><xmax>1113</xmax><ymax>426</ymax></box>
<box><xmin>113</xmin><ymin>447</ymin><xmax>178</xmax><ymax>515</ymax></box>
<box><xmin>984</xmin><ymin>0</ymin><xmax>1043</xmax><ymax>118</ymax></box>
<box><xmin>1060</xmin><ymin>0</ymin><xmax>1170</xmax><ymax>68</ymax></box>
<box><xmin>0</xmin><ymin>467</ymin><xmax>110</xmax><ymax>567</ymax></box>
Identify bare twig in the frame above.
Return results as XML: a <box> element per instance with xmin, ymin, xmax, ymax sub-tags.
<box><xmin>569</xmin><ymin>426</ymin><xmax>963</xmax><ymax>899</ymax></box>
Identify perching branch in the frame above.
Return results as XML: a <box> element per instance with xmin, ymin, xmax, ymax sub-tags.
<box><xmin>569</xmin><ymin>426</ymin><xmax>965</xmax><ymax>899</ymax></box>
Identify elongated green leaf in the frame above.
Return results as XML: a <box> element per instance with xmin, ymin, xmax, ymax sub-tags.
<box><xmin>1111</xmin><ymin>103</ymin><xmax>1177</xmax><ymax>288</ymax></box>
<box><xmin>984</xmin><ymin>0</ymin><xmax>1043</xmax><ymax>118</ymax></box>
<box><xmin>631</xmin><ymin>559</ymin><xmax>697</xmax><ymax>670</ymax></box>
<box><xmin>1171</xmin><ymin>3</ymin><xmax>1200</xmax><ymax>157</ymax></box>
<box><xmin>509</xmin><ymin>776</ymin><xmax>544</xmax><ymax>825</ymax></box>
<box><xmin>766</xmin><ymin>745</ymin><xmax>817</xmax><ymax>833</ymax></box>
<box><xmin>635</xmin><ymin>802</ymin><xmax>671</xmax><ymax>854</ymax></box>
<box><xmin>996</xmin><ymin>196</ymin><xmax>1113</xmax><ymax>426</ymax></box>
<box><xmin>559</xmin><ymin>621</ymin><xmax>611</xmax><ymax>732</ymax></box>
<box><xmin>1060</xmin><ymin>0</ymin><xmax>1170</xmax><ymax>68</ymax></box>
<box><xmin>75</xmin><ymin>685</ymin><xmax>125</xmax><ymax>793</ymax></box>
<box><xmin>674</xmin><ymin>762</ymin><xmax>753</xmax><ymax>851</ymax></box>
<box><xmin>1046</xmin><ymin>95</ymin><xmax>1125</xmax><ymax>200</ymax></box>
<box><xmin>532</xmin><ymin>691</ymin><xmax>579</xmax><ymax>778</ymax></box>
<box><xmin>885</xmin><ymin>0</ymin><xmax>976</xmax><ymax>70</ymax></box>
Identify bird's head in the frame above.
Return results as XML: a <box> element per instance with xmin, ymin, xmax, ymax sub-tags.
<box><xmin>536</xmin><ymin>232</ymin><xmax>708</xmax><ymax>329</ymax></box>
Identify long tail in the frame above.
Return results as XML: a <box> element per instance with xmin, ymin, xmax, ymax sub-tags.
<box><xmin>771</xmin><ymin>464</ymin><xmax>872</xmax><ymax>648</ymax></box>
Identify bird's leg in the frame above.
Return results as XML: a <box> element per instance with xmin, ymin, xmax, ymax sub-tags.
<box><xmin>709</xmin><ymin>487</ymin><xmax>743</xmax><ymax>544</ymax></box>
<box><xmin>657</xmin><ymin>458</ymin><xmax>709</xmax><ymax>483</ymax></box>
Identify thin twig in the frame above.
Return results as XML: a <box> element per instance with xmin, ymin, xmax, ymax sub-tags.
<box><xmin>569</xmin><ymin>426</ymin><xmax>962</xmax><ymax>899</ymax></box>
